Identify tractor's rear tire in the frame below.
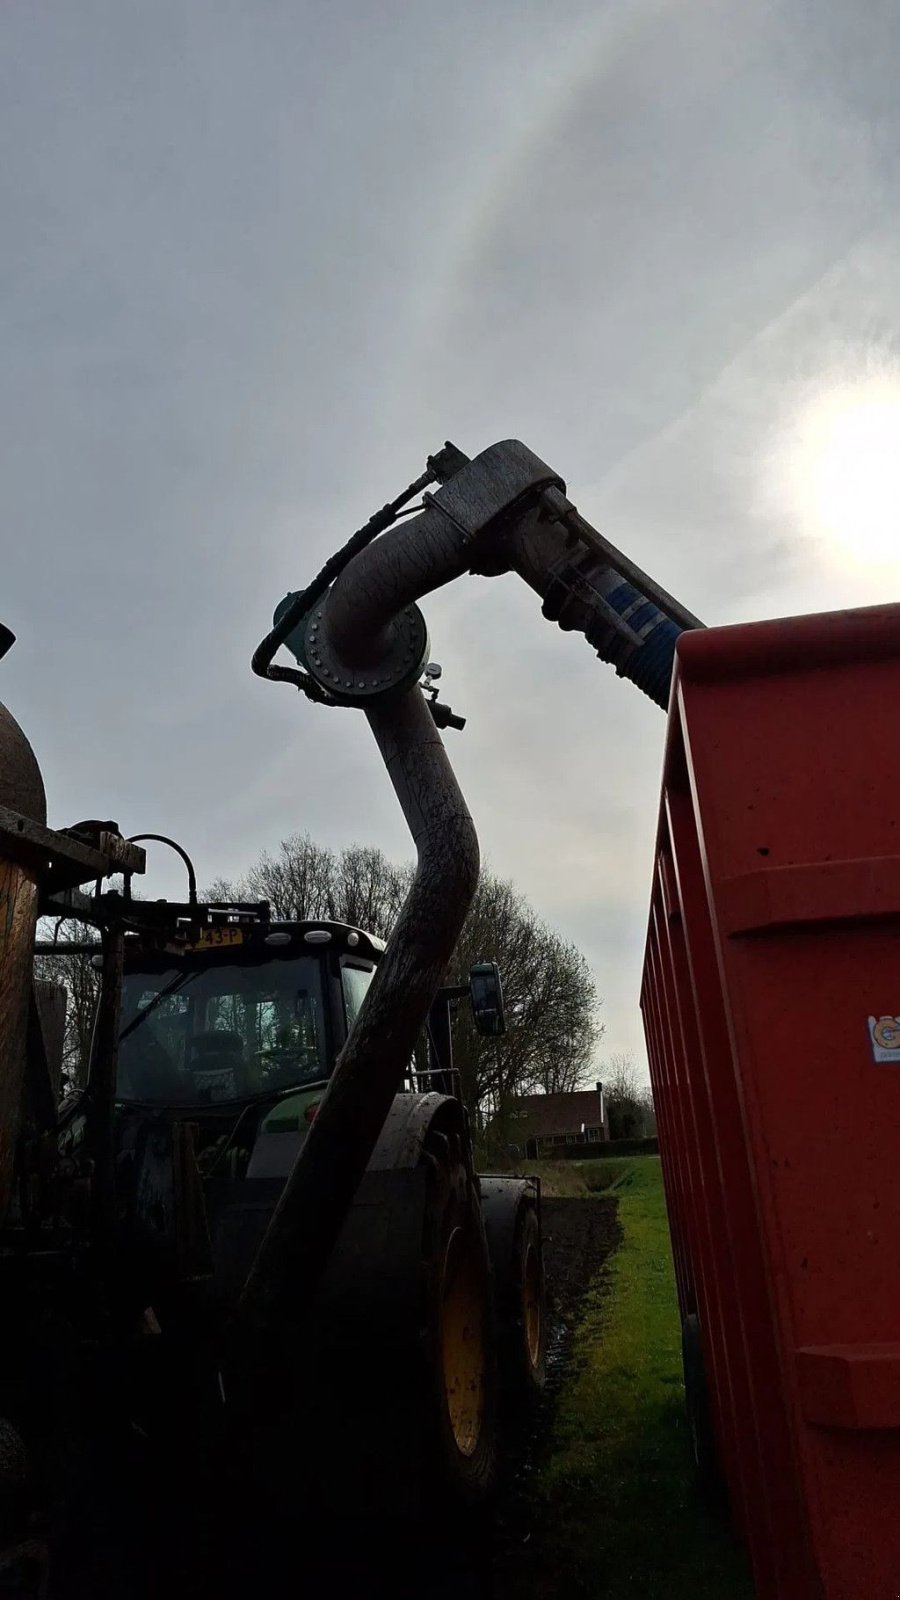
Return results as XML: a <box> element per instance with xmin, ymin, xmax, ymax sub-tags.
<box><xmin>505</xmin><ymin>1202</ymin><xmax>547</xmax><ymax>1400</ymax></box>
<box><xmin>238</xmin><ymin>1124</ymin><xmax>499</xmax><ymax>1595</ymax></box>
<box><xmin>240</xmin><ymin>1116</ymin><xmax>499</xmax><ymax>1543</ymax></box>
<box><xmin>420</xmin><ymin>1127</ymin><xmax>499</xmax><ymax>1510</ymax></box>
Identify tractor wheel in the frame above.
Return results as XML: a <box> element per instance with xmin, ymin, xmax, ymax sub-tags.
<box><xmin>420</xmin><ymin>1127</ymin><xmax>499</xmax><ymax>1509</ymax></box>
<box><xmin>230</xmin><ymin>1117</ymin><xmax>499</xmax><ymax>1574</ymax></box>
<box><xmin>502</xmin><ymin>1202</ymin><xmax>547</xmax><ymax>1401</ymax></box>
<box><xmin>681</xmin><ymin>1313</ymin><xmax>724</xmax><ymax>1506</ymax></box>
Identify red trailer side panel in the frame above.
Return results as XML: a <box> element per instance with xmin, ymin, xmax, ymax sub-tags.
<box><xmin>643</xmin><ymin>601</ymin><xmax>900</xmax><ymax>1599</ymax></box>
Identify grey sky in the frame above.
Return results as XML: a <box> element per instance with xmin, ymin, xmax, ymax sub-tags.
<box><xmin>4</xmin><ymin>0</ymin><xmax>900</xmax><ymax>1075</ymax></box>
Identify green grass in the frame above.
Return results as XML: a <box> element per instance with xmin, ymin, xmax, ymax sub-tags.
<box><xmin>528</xmin><ymin>1157</ymin><xmax>753</xmax><ymax>1598</ymax></box>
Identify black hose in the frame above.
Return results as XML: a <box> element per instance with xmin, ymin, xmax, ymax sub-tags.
<box><xmin>128</xmin><ymin>834</ymin><xmax>198</xmax><ymax>908</ymax></box>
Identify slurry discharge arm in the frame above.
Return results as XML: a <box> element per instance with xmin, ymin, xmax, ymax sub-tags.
<box><xmin>243</xmin><ymin>439</ymin><xmax>701</xmax><ymax>1335</ymax></box>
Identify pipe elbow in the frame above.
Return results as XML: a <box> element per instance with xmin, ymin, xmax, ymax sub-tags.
<box><xmin>322</xmin><ymin>507</ymin><xmax>472</xmax><ymax>674</ymax></box>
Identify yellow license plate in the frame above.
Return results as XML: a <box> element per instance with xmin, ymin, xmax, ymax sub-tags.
<box><xmin>193</xmin><ymin>926</ymin><xmax>245</xmax><ymax>950</ymax></box>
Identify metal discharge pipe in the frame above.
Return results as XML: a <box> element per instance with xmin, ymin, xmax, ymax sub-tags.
<box><xmin>242</xmin><ymin>440</ymin><xmax>700</xmax><ymax>1334</ymax></box>
<box><xmin>239</xmin><ymin>686</ymin><xmax>479</xmax><ymax>1335</ymax></box>
<box><xmin>322</xmin><ymin>443</ymin><xmax>701</xmax><ymax>712</ymax></box>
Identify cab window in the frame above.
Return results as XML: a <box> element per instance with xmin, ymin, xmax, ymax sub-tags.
<box><xmin>114</xmin><ymin>954</ymin><xmax>328</xmax><ymax>1105</ymax></box>
<box><xmin>341</xmin><ymin>961</ymin><xmax>375</xmax><ymax>1030</ymax></box>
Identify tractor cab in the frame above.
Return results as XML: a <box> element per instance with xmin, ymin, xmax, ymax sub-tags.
<box><xmin>114</xmin><ymin>916</ymin><xmax>383</xmax><ymax>1113</ymax></box>
<box><xmin>103</xmin><ymin>915</ymin><xmax>388</xmax><ymax>1243</ymax></box>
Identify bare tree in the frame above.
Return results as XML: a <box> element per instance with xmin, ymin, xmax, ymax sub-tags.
<box><xmin>604</xmin><ymin>1051</ymin><xmax>641</xmax><ymax>1100</ymax></box>
<box><xmin>331</xmin><ymin>846</ymin><xmax>412</xmax><ymax>938</ymax></box>
<box><xmin>209</xmin><ymin>832</ymin><xmax>338</xmax><ymax>921</ymax></box>
<box><xmin>33</xmin><ymin>917</ymin><xmax>100</xmax><ymax>1092</ymax></box>
<box><xmin>638</xmin><ymin>1084</ymin><xmax>657</xmax><ymax>1136</ymax></box>
<box><xmin>601</xmin><ymin>1050</ymin><xmax>655</xmax><ymax>1139</ymax></box>
<box><xmin>208</xmin><ymin>838</ymin><xmax>602</xmax><ymax>1126</ymax></box>
<box><xmin>442</xmin><ymin>868</ymin><xmax>601</xmax><ymax>1122</ymax></box>
<box><xmin>210</xmin><ymin>835</ymin><xmax>412</xmax><ymax>940</ymax></box>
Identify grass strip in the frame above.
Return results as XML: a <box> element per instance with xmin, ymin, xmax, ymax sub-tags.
<box><xmin>532</xmin><ymin>1157</ymin><xmax>753</xmax><ymax>1597</ymax></box>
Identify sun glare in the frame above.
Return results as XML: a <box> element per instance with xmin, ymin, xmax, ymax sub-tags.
<box><xmin>787</xmin><ymin>378</ymin><xmax>900</xmax><ymax>565</ymax></box>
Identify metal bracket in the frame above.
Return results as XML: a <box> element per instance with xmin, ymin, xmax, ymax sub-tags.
<box><xmin>424</xmin><ymin>439</ymin><xmax>564</xmax><ymax>541</ymax></box>
<box><xmin>0</xmin><ymin>805</ymin><xmax>146</xmax><ymax>895</ymax></box>
<box><xmin>302</xmin><ymin>597</ymin><xmax>430</xmax><ymax>706</ymax></box>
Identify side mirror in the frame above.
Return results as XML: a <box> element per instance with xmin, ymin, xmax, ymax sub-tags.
<box><xmin>469</xmin><ymin>961</ymin><xmax>506</xmax><ymax>1038</ymax></box>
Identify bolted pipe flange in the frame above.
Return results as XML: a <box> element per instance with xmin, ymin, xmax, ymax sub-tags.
<box><xmin>291</xmin><ymin>591</ymin><xmax>430</xmax><ymax>706</ymax></box>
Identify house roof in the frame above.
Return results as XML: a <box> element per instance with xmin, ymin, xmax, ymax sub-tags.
<box><xmin>509</xmin><ymin>1088</ymin><xmax>605</xmax><ymax>1137</ymax></box>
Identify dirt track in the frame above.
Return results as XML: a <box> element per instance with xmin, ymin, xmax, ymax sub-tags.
<box><xmin>422</xmin><ymin>1194</ymin><xmax>622</xmax><ymax>1600</ymax></box>
<box><xmin>540</xmin><ymin>1195</ymin><xmax>621</xmax><ymax>1324</ymax></box>
<box><xmin>489</xmin><ymin>1196</ymin><xmax>621</xmax><ymax>1598</ymax></box>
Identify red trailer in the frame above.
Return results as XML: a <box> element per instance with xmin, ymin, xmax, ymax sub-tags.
<box><xmin>642</xmin><ymin>601</ymin><xmax>900</xmax><ymax>1600</ymax></box>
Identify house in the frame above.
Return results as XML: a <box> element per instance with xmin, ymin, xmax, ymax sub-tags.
<box><xmin>507</xmin><ymin>1082</ymin><xmax>609</xmax><ymax>1159</ymax></box>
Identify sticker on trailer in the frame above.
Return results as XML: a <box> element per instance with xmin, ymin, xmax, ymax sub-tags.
<box><xmin>867</xmin><ymin>1015</ymin><xmax>900</xmax><ymax>1062</ymax></box>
